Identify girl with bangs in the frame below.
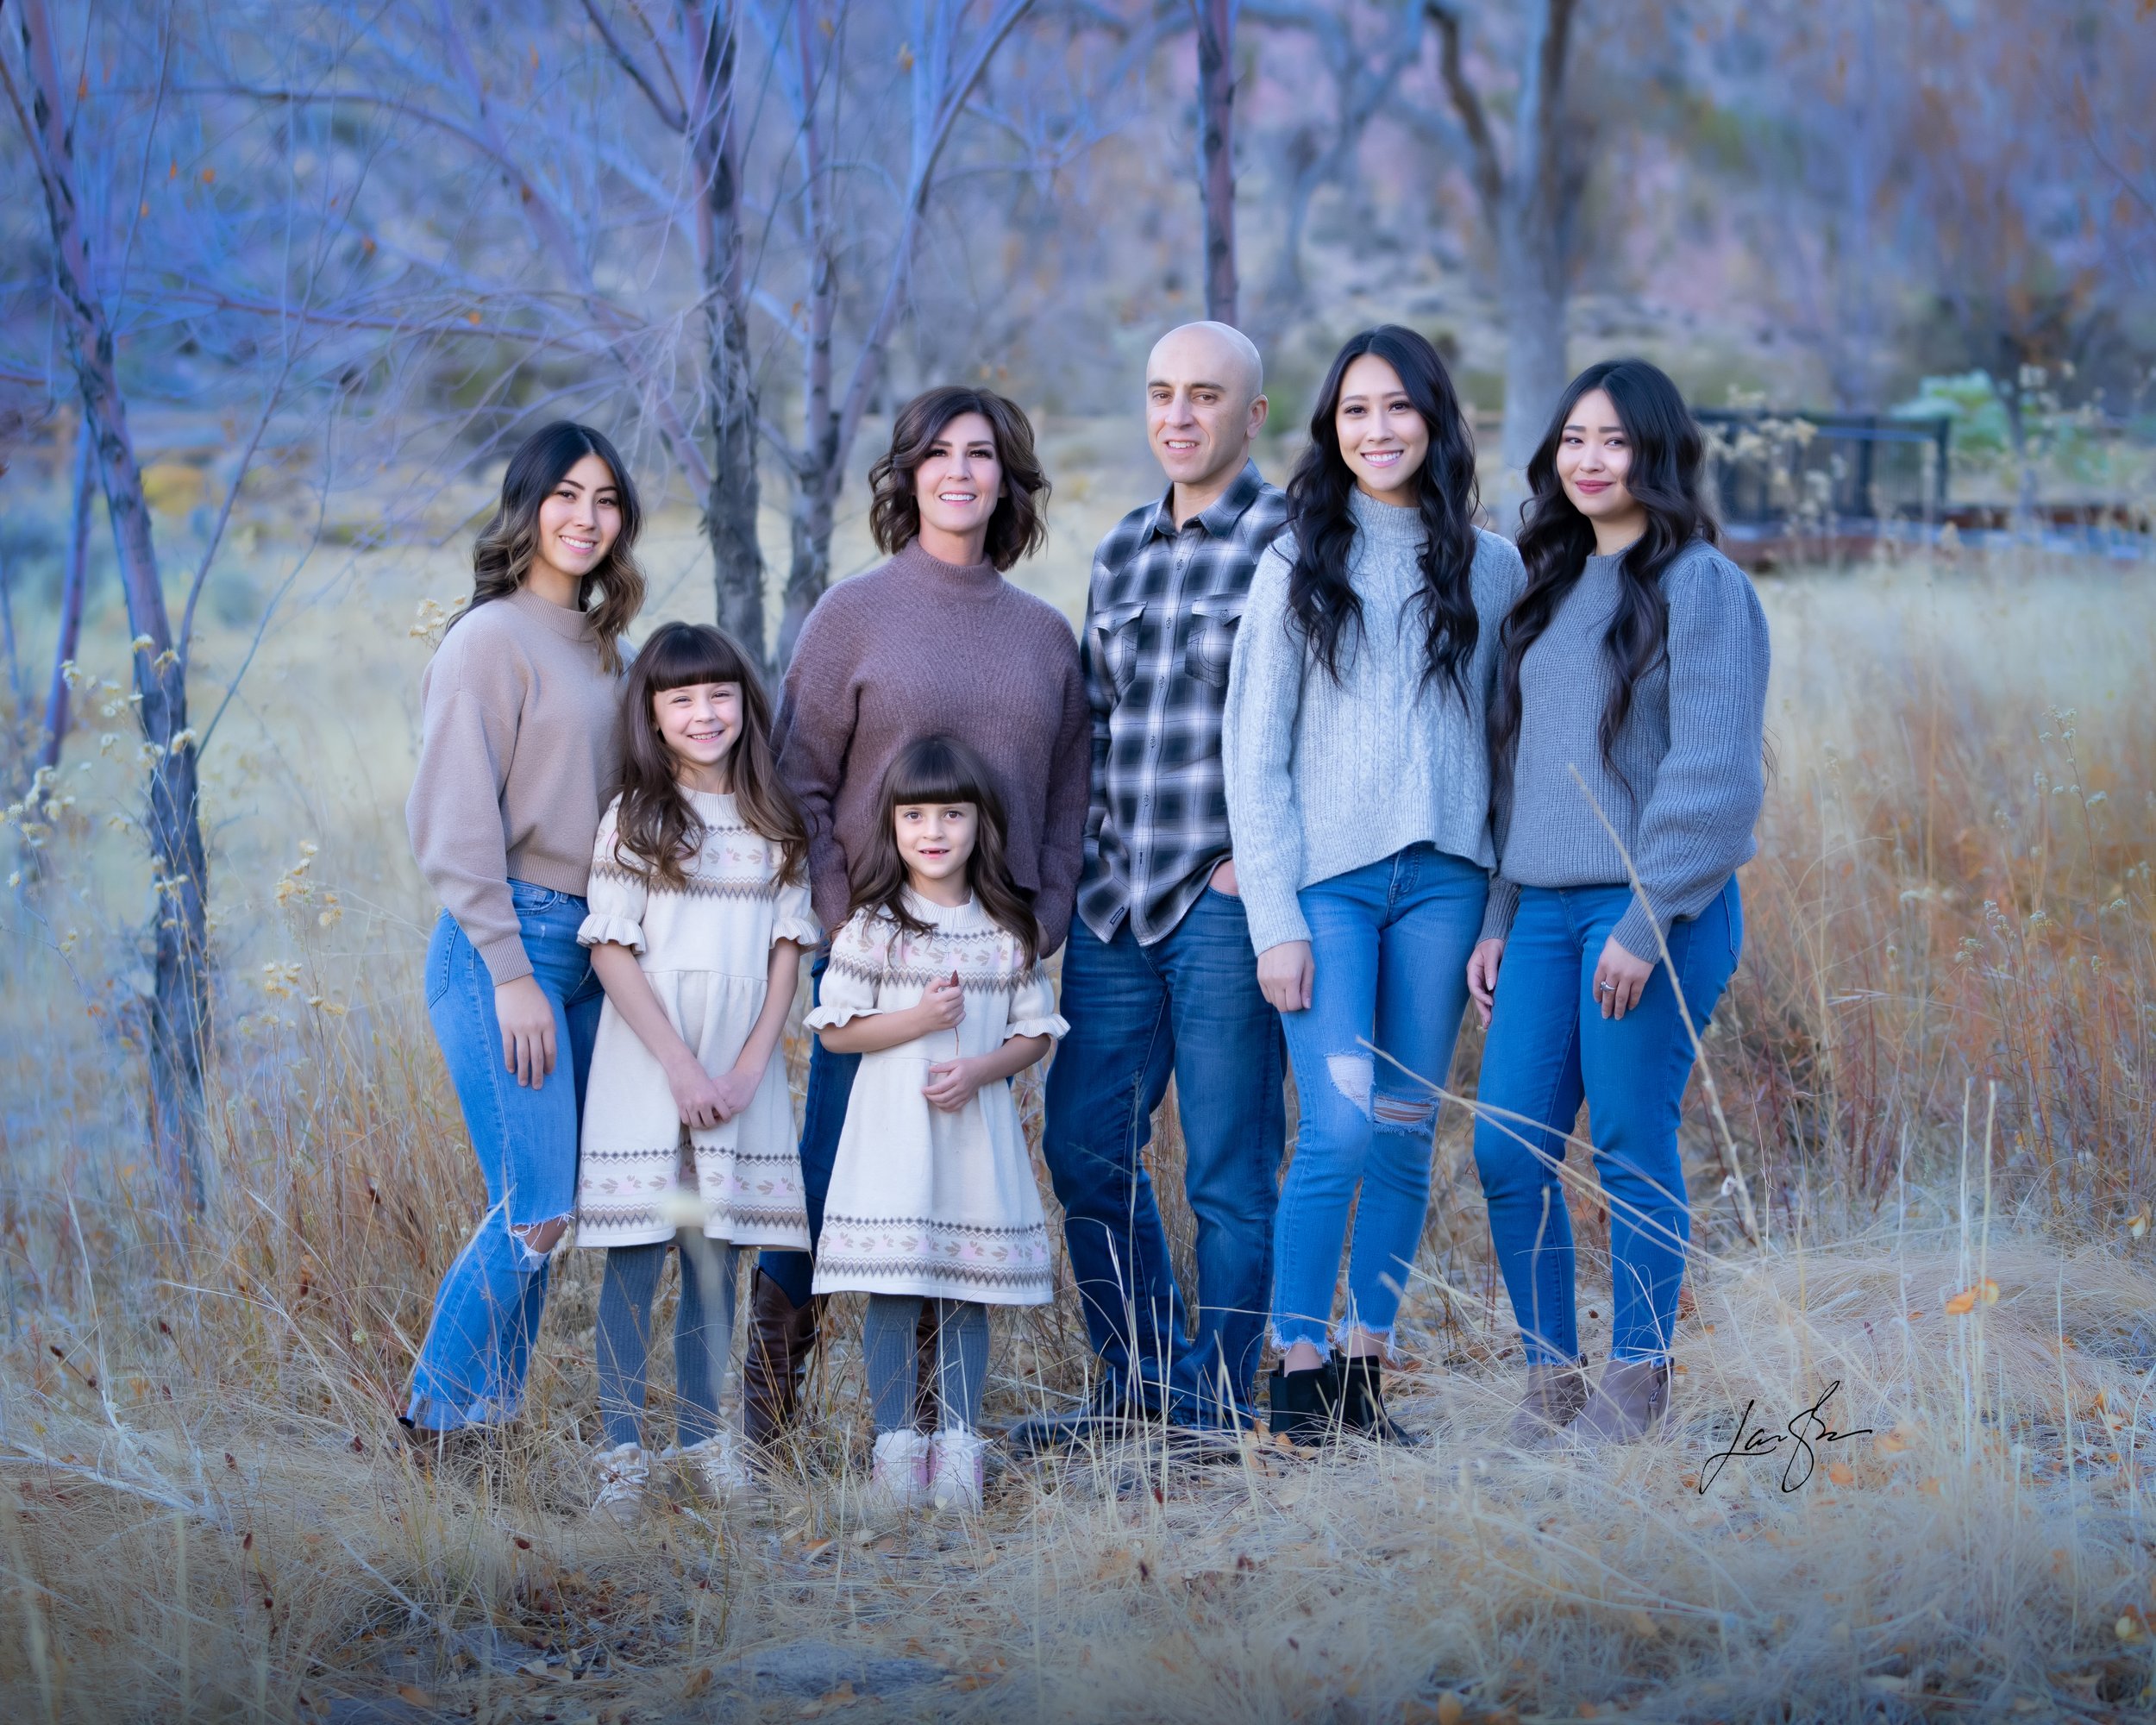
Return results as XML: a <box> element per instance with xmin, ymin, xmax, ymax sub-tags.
<box><xmin>807</xmin><ymin>735</ymin><xmax>1067</xmax><ymax>1517</ymax></box>
<box><xmin>574</xmin><ymin>621</ymin><xmax>818</xmax><ymax>1519</ymax></box>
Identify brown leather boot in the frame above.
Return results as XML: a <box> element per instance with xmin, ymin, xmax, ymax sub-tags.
<box><xmin>742</xmin><ymin>1268</ymin><xmax>822</xmax><ymax>1453</ymax></box>
<box><xmin>1506</xmin><ymin>1356</ymin><xmax>1589</xmax><ymax>1446</ymax></box>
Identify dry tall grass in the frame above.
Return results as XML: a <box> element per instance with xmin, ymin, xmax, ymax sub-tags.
<box><xmin>4</xmin><ymin>546</ymin><xmax>2156</xmax><ymax>1722</ymax></box>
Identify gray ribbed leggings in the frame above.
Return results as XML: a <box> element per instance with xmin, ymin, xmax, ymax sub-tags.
<box><xmin>861</xmin><ymin>1295</ymin><xmax>989</xmax><ymax>1433</ymax></box>
<box><xmin>595</xmin><ymin>1231</ymin><xmax>742</xmax><ymax>1451</ymax></box>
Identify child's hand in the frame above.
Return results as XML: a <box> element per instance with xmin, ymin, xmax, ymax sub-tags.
<box><xmin>666</xmin><ymin>1056</ymin><xmax>730</xmax><ymax>1131</ymax></box>
<box><xmin>914</xmin><ymin>970</ymin><xmax>965</xmax><ymax>1034</ymax></box>
<box><xmin>923</xmin><ymin>1057</ymin><xmax>985</xmax><ymax>1113</ymax></box>
<box><xmin>710</xmin><ymin>1057</ymin><xmax>766</xmax><ymax>1122</ymax></box>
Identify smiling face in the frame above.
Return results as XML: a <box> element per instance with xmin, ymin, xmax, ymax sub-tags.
<box><xmin>912</xmin><ymin>411</ymin><xmax>1004</xmax><ymax>548</ymax></box>
<box><xmin>894</xmin><ymin>800</ymin><xmax>979</xmax><ymax>893</ymax></box>
<box><xmin>1146</xmin><ymin>323</ymin><xmax>1268</xmax><ymax>493</ymax></box>
<box><xmin>1333</xmin><ymin>353</ymin><xmax>1429</xmax><ymax>506</ymax></box>
<box><xmin>651</xmin><ymin>681</ymin><xmax>743</xmax><ymax>785</ymax></box>
<box><xmin>1555</xmin><ymin>387</ymin><xmax>1647</xmax><ymax>542</ymax></box>
<box><xmin>530</xmin><ymin>452</ymin><xmax>623</xmax><ymax>587</ymax></box>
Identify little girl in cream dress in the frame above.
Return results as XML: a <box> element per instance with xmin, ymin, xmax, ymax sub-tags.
<box><xmin>807</xmin><ymin>736</ymin><xmax>1066</xmax><ymax>1515</ymax></box>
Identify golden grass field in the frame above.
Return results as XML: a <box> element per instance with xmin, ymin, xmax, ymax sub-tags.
<box><xmin>3</xmin><ymin>428</ymin><xmax>2155</xmax><ymax>1722</ymax></box>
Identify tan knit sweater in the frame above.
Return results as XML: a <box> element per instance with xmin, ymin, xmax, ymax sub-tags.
<box><xmin>406</xmin><ymin>586</ymin><xmax>623</xmax><ymax>984</ymax></box>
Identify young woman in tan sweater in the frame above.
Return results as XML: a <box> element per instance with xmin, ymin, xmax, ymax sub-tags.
<box><xmin>402</xmin><ymin>421</ymin><xmax>645</xmax><ymax>1442</ymax></box>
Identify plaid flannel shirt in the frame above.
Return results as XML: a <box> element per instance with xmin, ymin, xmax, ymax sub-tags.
<box><xmin>1076</xmin><ymin>461</ymin><xmax>1289</xmax><ymax>945</ymax></box>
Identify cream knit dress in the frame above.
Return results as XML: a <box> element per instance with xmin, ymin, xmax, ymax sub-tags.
<box><xmin>574</xmin><ymin>790</ymin><xmax>820</xmax><ymax>1251</ymax></box>
<box><xmin>807</xmin><ymin>893</ymin><xmax>1067</xmax><ymax>1305</ymax></box>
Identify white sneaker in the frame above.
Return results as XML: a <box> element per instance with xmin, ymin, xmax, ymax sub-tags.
<box><xmin>929</xmin><ymin>1427</ymin><xmax>987</xmax><ymax>1515</ymax></box>
<box><xmin>590</xmin><ymin>1442</ymin><xmax>647</xmax><ymax>1526</ymax></box>
<box><xmin>861</xmin><ymin>1430</ymin><xmax>932</xmax><ymax>1518</ymax></box>
<box><xmin>669</xmin><ymin>1430</ymin><xmax>752</xmax><ymax>1500</ymax></box>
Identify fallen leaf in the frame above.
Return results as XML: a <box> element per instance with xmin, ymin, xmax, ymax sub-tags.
<box><xmin>679</xmin><ymin>1667</ymin><xmax>713</xmax><ymax>1699</ymax></box>
<box><xmin>1945</xmin><ymin>1289</ymin><xmax>1977</xmax><ymax>1316</ymax></box>
<box><xmin>2128</xmin><ymin>1208</ymin><xmax>2149</xmax><ymax>1239</ymax></box>
<box><xmin>2118</xmin><ymin>1613</ymin><xmax>2145</xmax><ymax>1642</ymax></box>
<box><xmin>1827</xmin><ymin>1462</ymin><xmax>1855</xmax><ymax>1486</ymax></box>
<box><xmin>1918</xmin><ymin>1477</ymin><xmax>1942</xmax><ymax>1496</ymax></box>
<box><xmin>396</xmin><ymin>1687</ymin><xmax>435</xmax><ymax>1708</ymax></box>
<box><xmin>1980</xmin><ymin>1277</ymin><xmax>2000</xmax><ymax>1304</ymax></box>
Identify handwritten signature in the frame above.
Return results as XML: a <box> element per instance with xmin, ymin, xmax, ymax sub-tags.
<box><xmin>1696</xmin><ymin>1380</ymin><xmax>1874</xmax><ymax>1495</ymax></box>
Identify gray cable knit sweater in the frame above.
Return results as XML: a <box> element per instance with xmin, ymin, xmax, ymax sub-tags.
<box><xmin>1482</xmin><ymin>539</ymin><xmax>1771</xmax><ymax>961</ymax></box>
<box><xmin>1223</xmin><ymin>490</ymin><xmax>1526</xmax><ymax>955</ymax></box>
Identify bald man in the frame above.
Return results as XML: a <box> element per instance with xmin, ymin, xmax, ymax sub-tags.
<box><xmin>1015</xmin><ymin>323</ymin><xmax>1289</xmax><ymax>1450</ymax></box>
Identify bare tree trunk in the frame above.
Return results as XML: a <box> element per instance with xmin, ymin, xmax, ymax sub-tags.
<box><xmin>37</xmin><ymin>420</ymin><xmax>95</xmax><ymax>783</ymax></box>
<box><xmin>687</xmin><ymin>0</ymin><xmax>766</xmax><ymax>660</ymax></box>
<box><xmin>777</xmin><ymin>458</ymin><xmax>838</xmax><ymax>670</ymax></box>
<box><xmin>10</xmin><ymin>0</ymin><xmax>210</xmax><ymax>1210</ymax></box>
<box><xmin>1495</xmin><ymin>209</ymin><xmax>1569</xmax><ymax>502</ymax></box>
<box><xmin>1194</xmin><ymin>0</ymin><xmax>1240</xmax><ymax>326</ymax></box>
<box><xmin>1427</xmin><ymin>0</ymin><xmax>1577</xmax><ymax>529</ymax></box>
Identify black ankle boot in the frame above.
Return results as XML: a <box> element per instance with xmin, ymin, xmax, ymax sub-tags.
<box><xmin>1266</xmin><ymin>1358</ymin><xmax>1340</xmax><ymax>1447</ymax></box>
<box><xmin>1335</xmin><ymin>1352</ymin><xmax>1425</xmax><ymax>1446</ymax></box>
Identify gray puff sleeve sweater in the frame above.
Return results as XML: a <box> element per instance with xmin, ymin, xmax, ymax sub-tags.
<box><xmin>1222</xmin><ymin>490</ymin><xmax>1526</xmax><ymax>955</ymax></box>
<box><xmin>1482</xmin><ymin>539</ymin><xmax>1771</xmax><ymax>962</ymax></box>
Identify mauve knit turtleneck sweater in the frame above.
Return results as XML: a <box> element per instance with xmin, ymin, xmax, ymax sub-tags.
<box><xmin>773</xmin><ymin>539</ymin><xmax>1091</xmax><ymax>954</ymax></box>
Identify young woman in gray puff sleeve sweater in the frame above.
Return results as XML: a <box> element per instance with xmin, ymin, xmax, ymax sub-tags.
<box><xmin>1223</xmin><ymin>327</ymin><xmax>1525</xmax><ymax>1446</ymax></box>
<box><xmin>1468</xmin><ymin>360</ymin><xmax>1770</xmax><ymax>1448</ymax></box>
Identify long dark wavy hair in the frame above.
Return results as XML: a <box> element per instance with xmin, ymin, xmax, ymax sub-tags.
<box><xmin>848</xmin><ymin>735</ymin><xmax>1038</xmax><ymax>965</ymax></box>
<box><xmin>455</xmin><ymin>421</ymin><xmax>646</xmax><ymax>671</ymax></box>
<box><xmin>1490</xmin><ymin>357</ymin><xmax>1719</xmax><ymax>806</ymax></box>
<box><xmin>1282</xmin><ymin>325</ymin><xmax>1482</xmax><ymax>699</ymax></box>
<box><xmin>866</xmin><ymin>386</ymin><xmax>1050</xmax><ymax>572</ymax></box>
<box><xmin>610</xmin><ymin>621</ymin><xmax>806</xmax><ymax>891</ymax></box>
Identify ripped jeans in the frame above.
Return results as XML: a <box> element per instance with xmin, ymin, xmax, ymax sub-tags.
<box><xmin>405</xmin><ymin>884</ymin><xmax>601</xmax><ymax>1432</ymax></box>
<box><xmin>1269</xmin><ymin>844</ymin><xmax>1486</xmax><ymax>1352</ymax></box>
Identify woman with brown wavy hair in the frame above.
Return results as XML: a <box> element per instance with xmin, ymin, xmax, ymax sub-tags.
<box><xmin>403</xmin><ymin>420</ymin><xmax>645</xmax><ymax>1443</ymax></box>
<box><xmin>742</xmin><ymin>385</ymin><xmax>1090</xmax><ymax>1456</ymax></box>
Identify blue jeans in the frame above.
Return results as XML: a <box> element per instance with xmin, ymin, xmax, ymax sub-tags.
<box><xmin>758</xmin><ymin>954</ymin><xmax>857</xmax><ymax>1307</ymax></box>
<box><xmin>1271</xmin><ymin>844</ymin><xmax>1488</xmax><ymax>1352</ymax></box>
<box><xmin>405</xmin><ymin>883</ymin><xmax>602</xmax><ymax>1432</ymax></box>
<box><xmin>1040</xmin><ymin>888</ymin><xmax>1286</xmax><ymax>1425</ymax></box>
<box><xmin>1471</xmin><ymin>878</ymin><xmax>1743</xmax><ymax>1366</ymax></box>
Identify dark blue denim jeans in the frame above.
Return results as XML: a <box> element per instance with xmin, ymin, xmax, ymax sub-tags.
<box><xmin>1038</xmin><ymin>888</ymin><xmax>1286</xmax><ymax>1426</ymax></box>
<box><xmin>757</xmin><ymin>954</ymin><xmax>856</xmax><ymax>1307</ymax></box>
<box><xmin>406</xmin><ymin>883</ymin><xmax>602</xmax><ymax>1432</ymax></box>
<box><xmin>1471</xmin><ymin>878</ymin><xmax>1743</xmax><ymax>1366</ymax></box>
<box><xmin>1269</xmin><ymin>844</ymin><xmax>1487</xmax><ymax>1352</ymax></box>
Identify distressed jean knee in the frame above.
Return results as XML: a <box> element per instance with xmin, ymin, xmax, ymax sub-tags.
<box><xmin>1369</xmin><ymin>1089</ymin><xmax>1438</xmax><ymax>1137</ymax></box>
<box><xmin>509</xmin><ymin>1214</ymin><xmax>571</xmax><ymax>1271</ymax></box>
<box><xmin>1325</xmin><ymin>1052</ymin><xmax>1374</xmax><ymax>1117</ymax></box>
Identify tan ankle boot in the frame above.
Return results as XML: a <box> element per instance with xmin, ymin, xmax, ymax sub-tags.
<box><xmin>1571</xmin><ymin>1359</ymin><xmax>1670</xmax><ymax>1444</ymax></box>
<box><xmin>1507</xmin><ymin>1356</ymin><xmax>1589</xmax><ymax>1446</ymax></box>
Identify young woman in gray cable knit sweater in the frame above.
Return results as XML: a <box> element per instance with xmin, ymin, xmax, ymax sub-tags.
<box><xmin>1223</xmin><ymin>326</ymin><xmax>1525</xmax><ymax>1446</ymax></box>
<box><xmin>1467</xmin><ymin>358</ymin><xmax>1770</xmax><ymax>1446</ymax></box>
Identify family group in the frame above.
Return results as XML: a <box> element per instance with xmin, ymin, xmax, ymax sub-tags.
<box><xmin>398</xmin><ymin>320</ymin><xmax>1771</xmax><ymax>1520</ymax></box>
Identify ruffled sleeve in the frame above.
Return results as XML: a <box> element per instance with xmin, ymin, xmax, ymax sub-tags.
<box><xmin>1004</xmin><ymin>961</ymin><xmax>1069</xmax><ymax>1043</ymax></box>
<box><xmin>803</xmin><ymin>913</ymin><xmax>892</xmax><ymax>1029</ymax></box>
<box><xmin>771</xmin><ymin>868</ymin><xmax>822</xmax><ymax>950</ymax></box>
<box><xmin>578</xmin><ymin>799</ymin><xmax>649</xmax><ymax>953</ymax></box>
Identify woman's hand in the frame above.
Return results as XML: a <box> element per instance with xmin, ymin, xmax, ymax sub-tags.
<box><xmin>1257</xmin><ymin>940</ymin><xmax>1313</xmax><ymax>1014</ymax></box>
<box><xmin>1466</xmin><ymin>938</ymin><xmax>1505</xmax><ymax>1028</ymax></box>
<box><xmin>666</xmin><ymin>1054</ymin><xmax>730</xmax><ymax>1131</ymax></box>
<box><xmin>709</xmin><ymin>1057</ymin><xmax>767</xmax><ymax>1122</ymax></box>
<box><xmin>495</xmin><ymin>975</ymin><xmax>558</xmax><ymax>1088</ymax></box>
<box><xmin>1593</xmin><ymin>934</ymin><xmax>1656</xmax><ymax>1019</ymax></box>
<box><xmin>923</xmin><ymin>1056</ymin><xmax>987</xmax><ymax>1113</ymax></box>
